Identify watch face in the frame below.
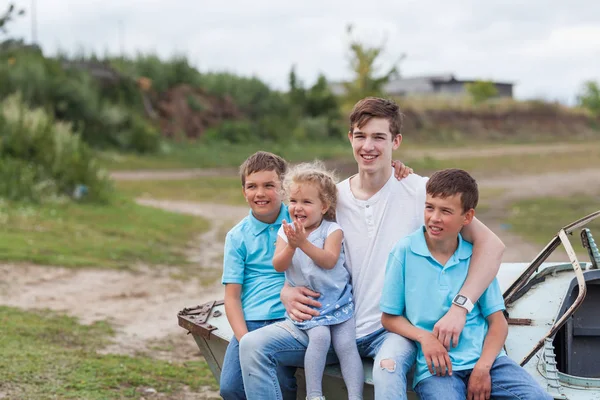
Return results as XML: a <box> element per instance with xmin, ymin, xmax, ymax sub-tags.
<box><xmin>455</xmin><ymin>295</ymin><xmax>467</xmax><ymax>305</ymax></box>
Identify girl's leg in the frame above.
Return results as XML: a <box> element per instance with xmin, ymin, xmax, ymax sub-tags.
<box><xmin>305</xmin><ymin>325</ymin><xmax>332</xmax><ymax>400</ymax></box>
<box><xmin>331</xmin><ymin>316</ymin><xmax>364</xmax><ymax>400</ymax></box>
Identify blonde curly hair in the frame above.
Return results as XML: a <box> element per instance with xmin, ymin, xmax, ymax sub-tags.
<box><xmin>283</xmin><ymin>160</ymin><xmax>338</xmax><ymax>221</ymax></box>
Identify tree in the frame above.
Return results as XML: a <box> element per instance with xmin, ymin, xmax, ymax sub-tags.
<box><xmin>466</xmin><ymin>80</ymin><xmax>498</xmax><ymax>104</ymax></box>
<box><xmin>0</xmin><ymin>3</ymin><xmax>25</xmax><ymax>35</ymax></box>
<box><xmin>343</xmin><ymin>24</ymin><xmax>405</xmax><ymax>106</ymax></box>
<box><xmin>577</xmin><ymin>80</ymin><xmax>600</xmax><ymax>117</ymax></box>
<box><xmin>288</xmin><ymin>65</ymin><xmax>306</xmax><ymax>111</ymax></box>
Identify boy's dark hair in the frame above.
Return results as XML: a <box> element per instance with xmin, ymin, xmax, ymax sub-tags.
<box><xmin>239</xmin><ymin>151</ymin><xmax>288</xmax><ymax>187</ymax></box>
<box><xmin>426</xmin><ymin>168</ymin><xmax>479</xmax><ymax>213</ymax></box>
<box><xmin>349</xmin><ymin>97</ymin><xmax>404</xmax><ymax>138</ymax></box>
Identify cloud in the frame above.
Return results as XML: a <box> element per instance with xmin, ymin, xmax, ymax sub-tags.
<box><xmin>6</xmin><ymin>0</ymin><xmax>599</xmax><ymax>102</ymax></box>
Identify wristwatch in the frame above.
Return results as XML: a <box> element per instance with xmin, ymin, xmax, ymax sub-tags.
<box><xmin>452</xmin><ymin>294</ymin><xmax>474</xmax><ymax>313</ymax></box>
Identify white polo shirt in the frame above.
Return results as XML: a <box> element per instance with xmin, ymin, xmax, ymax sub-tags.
<box><xmin>336</xmin><ymin>172</ymin><xmax>428</xmax><ymax>338</ymax></box>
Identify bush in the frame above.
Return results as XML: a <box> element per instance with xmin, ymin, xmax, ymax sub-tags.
<box><xmin>466</xmin><ymin>81</ymin><xmax>498</xmax><ymax>104</ymax></box>
<box><xmin>0</xmin><ymin>94</ymin><xmax>113</xmax><ymax>203</ymax></box>
<box><xmin>109</xmin><ymin>54</ymin><xmax>202</xmax><ymax>94</ymax></box>
<box><xmin>0</xmin><ymin>48</ymin><xmax>161</xmax><ymax>153</ymax></box>
<box><xmin>577</xmin><ymin>81</ymin><xmax>600</xmax><ymax>117</ymax></box>
<box><xmin>203</xmin><ymin>120</ymin><xmax>258</xmax><ymax>143</ymax></box>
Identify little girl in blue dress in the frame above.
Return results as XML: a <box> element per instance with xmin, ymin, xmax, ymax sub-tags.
<box><xmin>273</xmin><ymin>161</ymin><xmax>363</xmax><ymax>400</ymax></box>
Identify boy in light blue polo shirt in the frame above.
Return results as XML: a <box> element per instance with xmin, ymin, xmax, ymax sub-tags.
<box><xmin>380</xmin><ymin>169</ymin><xmax>551</xmax><ymax>400</ymax></box>
<box><xmin>220</xmin><ymin>151</ymin><xmax>296</xmax><ymax>400</ymax></box>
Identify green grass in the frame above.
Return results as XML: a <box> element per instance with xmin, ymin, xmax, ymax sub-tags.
<box><xmin>99</xmin><ymin>140</ymin><xmax>353</xmax><ymax>171</ymax></box>
<box><xmin>0</xmin><ymin>306</ymin><xmax>216</xmax><ymax>399</ymax></box>
<box><xmin>115</xmin><ymin>176</ymin><xmax>246</xmax><ymax>205</ymax></box>
<box><xmin>405</xmin><ymin>145</ymin><xmax>600</xmax><ymax>176</ymax></box>
<box><xmin>0</xmin><ymin>199</ymin><xmax>209</xmax><ymax>268</ymax></box>
<box><xmin>505</xmin><ymin>194</ymin><xmax>600</xmax><ymax>249</ymax></box>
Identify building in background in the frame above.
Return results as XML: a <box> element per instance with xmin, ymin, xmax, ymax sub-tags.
<box><xmin>330</xmin><ymin>74</ymin><xmax>514</xmax><ymax>98</ymax></box>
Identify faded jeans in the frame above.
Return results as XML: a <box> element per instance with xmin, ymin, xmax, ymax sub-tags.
<box><xmin>220</xmin><ymin>319</ymin><xmax>297</xmax><ymax>400</ymax></box>
<box><xmin>239</xmin><ymin>319</ymin><xmax>417</xmax><ymax>400</ymax></box>
<box><xmin>415</xmin><ymin>356</ymin><xmax>553</xmax><ymax>400</ymax></box>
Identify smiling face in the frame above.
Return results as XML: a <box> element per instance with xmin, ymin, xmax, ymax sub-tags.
<box><xmin>348</xmin><ymin>117</ymin><xmax>401</xmax><ymax>175</ymax></box>
<box><xmin>288</xmin><ymin>182</ymin><xmax>328</xmax><ymax>233</ymax></box>
<box><xmin>424</xmin><ymin>193</ymin><xmax>474</xmax><ymax>244</ymax></box>
<box><xmin>242</xmin><ymin>169</ymin><xmax>283</xmax><ymax>224</ymax></box>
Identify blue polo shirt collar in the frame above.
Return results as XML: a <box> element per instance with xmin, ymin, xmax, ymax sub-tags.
<box><xmin>410</xmin><ymin>226</ymin><xmax>472</xmax><ymax>268</ymax></box>
<box><xmin>248</xmin><ymin>203</ymin><xmax>288</xmax><ymax>236</ymax></box>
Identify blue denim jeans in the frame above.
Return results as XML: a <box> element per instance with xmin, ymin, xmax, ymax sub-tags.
<box><xmin>415</xmin><ymin>356</ymin><xmax>553</xmax><ymax>400</ymax></box>
<box><xmin>239</xmin><ymin>319</ymin><xmax>417</xmax><ymax>400</ymax></box>
<box><xmin>220</xmin><ymin>319</ymin><xmax>297</xmax><ymax>400</ymax></box>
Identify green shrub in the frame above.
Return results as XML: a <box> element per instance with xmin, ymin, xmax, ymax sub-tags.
<box><xmin>0</xmin><ymin>49</ymin><xmax>161</xmax><ymax>153</ymax></box>
<box><xmin>578</xmin><ymin>81</ymin><xmax>600</xmax><ymax>117</ymax></box>
<box><xmin>203</xmin><ymin>120</ymin><xmax>258</xmax><ymax>143</ymax></box>
<box><xmin>110</xmin><ymin>54</ymin><xmax>202</xmax><ymax>94</ymax></box>
<box><xmin>0</xmin><ymin>94</ymin><xmax>113</xmax><ymax>203</ymax></box>
<box><xmin>466</xmin><ymin>80</ymin><xmax>498</xmax><ymax>104</ymax></box>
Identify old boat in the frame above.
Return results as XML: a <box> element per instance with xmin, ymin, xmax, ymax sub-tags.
<box><xmin>178</xmin><ymin>210</ymin><xmax>600</xmax><ymax>399</ymax></box>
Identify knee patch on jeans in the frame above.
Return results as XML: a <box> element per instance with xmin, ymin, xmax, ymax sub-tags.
<box><xmin>380</xmin><ymin>359</ymin><xmax>396</xmax><ymax>372</ymax></box>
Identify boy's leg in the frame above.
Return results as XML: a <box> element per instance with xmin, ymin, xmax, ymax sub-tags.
<box><xmin>241</xmin><ymin>320</ymin><xmax>331</xmax><ymax>400</ymax></box>
<box><xmin>414</xmin><ymin>372</ymin><xmax>468</xmax><ymax>400</ymax></box>
<box><xmin>488</xmin><ymin>356</ymin><xmax>553</xmax><ymax>399</ymax></box>
<box><xmin>369</xmin><ymin>332</ymin><xmax>417</xmax><ymax>400</ymax></box>
<box><xmin>305</xmin><ymin>326</ymin><xmax>332</xmax><ymax>399</ymax></box>
<box><xmin>331</xmin><ymin>317</ymin><xmax>364</xmax><ymax>400</ymax></box>
<box><xmin>219</xmin><ymin>336</ymin><xmax>245</xmax><ymax>400</ymax></box>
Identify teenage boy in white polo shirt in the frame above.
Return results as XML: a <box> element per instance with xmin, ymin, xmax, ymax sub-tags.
<box><xmin>381</xmin><ymin>168</ymin><xmax>551</xmax><ymax>400</ymax></box>
<box><xmin>239</xmin><ymin>98</ymin><xmax>505</xmax><ymax>400</ymax></box>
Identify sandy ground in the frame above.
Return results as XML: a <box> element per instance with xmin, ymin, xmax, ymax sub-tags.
<box><xmin>1</xmin><ymin>149</ymin><xmax>599</xmax><ymax>398</ymax></box>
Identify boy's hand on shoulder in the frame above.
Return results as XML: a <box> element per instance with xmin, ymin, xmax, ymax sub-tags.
<box><xmin>419</xmin><ymin>332</ymin><xmax>452</xmax><ymax>377</ymax></box>
<box><xmin>467</xmin><ymin>364</ymin><xmax>492</xmax><ymax>400</ymax></box>
<box><xmin>392</xmin><ymin>160</ymin><xmax>413</xmax><ymax>180</ymax></box>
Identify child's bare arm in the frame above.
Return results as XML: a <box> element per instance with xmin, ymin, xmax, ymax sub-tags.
<box><xmin>468</xmin><ymin>311</ymin><xmax>508</xmax><ymax>399</ymax></box>
<box><xmin>299</xmin><ymin>229</ymin><xmax>343</xmax><ymax>270</ymax></box>
<box><xmin>273</xmin><ymin>236</ymin><xmax>294</xmax><ymax>272</ymax></box>
<box><xmin>224</xmin><ymin>284</ymin><xmax>247</xmax><ymax>341</ymax></box>
<box><xmin>477</xmin><ymin>311</ymin><xmax>508</xmax><ymax>369</ymax></box>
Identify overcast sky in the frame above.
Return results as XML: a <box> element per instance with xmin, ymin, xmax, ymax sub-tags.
<box><xmin>8</xmin><ymin>0</ymin><xmax>600</xmax><ymax>103</ymax></box>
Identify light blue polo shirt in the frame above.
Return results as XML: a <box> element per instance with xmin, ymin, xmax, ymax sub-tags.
<box><xmin>221</xmin><ymin>204</ymin><xmax>288</xmax><ymax>321</ymax></box>
<box><xmin>380</xmin><ymin>226</ymin><xmax>506</xmax><ymax>387</ymax></box>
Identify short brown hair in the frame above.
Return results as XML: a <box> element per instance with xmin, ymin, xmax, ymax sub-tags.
<box><xmin>426</xmin><ymin>169</ymin><xmax>478</xmax><ymax>213</ymax></box>
<box><xmin>239</xmin><ymin>151</ymin><xmax>288</xmax><ymax>187</ymax></box>
<box><xmin>349</xmin><ymin>97</ymin><xmax>404</xmax><ymax>138</ymax></box>
<box><xmin>283</xmin><ymin>161</ymin><xmax>338</xmax><ymax>221</ymax></box>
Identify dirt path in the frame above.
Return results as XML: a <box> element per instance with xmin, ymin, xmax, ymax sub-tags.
<box><xmin>0</xmin><ymin>201</ymin><xmax>248</xmax><ymax>399</ymax></box>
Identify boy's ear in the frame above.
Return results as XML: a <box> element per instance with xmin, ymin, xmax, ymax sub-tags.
<box><xmin>463</xmin><ymin>209</ymin><xmax>475</xmax><ymax>225</ymax></box>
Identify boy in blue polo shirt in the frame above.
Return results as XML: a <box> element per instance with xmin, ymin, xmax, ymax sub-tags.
<box><xmin>220</xmin><ymin>151</ymin><xmax>296</xmax><ymax>400</ymax></box>
<box><xmin>380</xmin><ymin>168</ymin><xmax>550</xmax><ymax>400</ymax></box>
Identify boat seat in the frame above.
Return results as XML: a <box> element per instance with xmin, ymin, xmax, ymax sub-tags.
<box><xmin>553</xmin><ymin>269</ymin><xmax>600</xmax><ymax>378</ymax></box>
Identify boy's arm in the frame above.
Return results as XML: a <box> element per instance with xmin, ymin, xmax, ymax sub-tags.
<box><xmin>298</xmin><ymin>229</ymin><xmax>343</xmax><ymax>270</ymax></box>
<box><xmin>273</xmin><ymin>236</ymin><xmax>294</xmax><ymax>272</ymax></box>
<box><xmin>468</xmin><ymin>311</ymin><xmax>508</xmax><ymax>400</ymax></box>
<box><xmin>224</xmin><ymin>284</ymin><xmax>248</xmax><ymax>342</ymax></box>
<box><xmin>382</xmin><ymin>313</ymin><xmax>452</xmax><ymax>376</ymax></box>
<box><xmin>434</xmin><ymin>217</ymin><xmax>505</xmax><ymax>348</ymax></box>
